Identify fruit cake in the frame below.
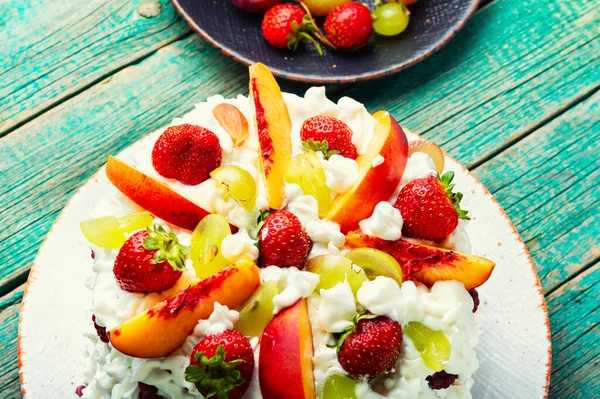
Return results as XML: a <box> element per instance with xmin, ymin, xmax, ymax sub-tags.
<box><xmin>77</xmin><ymin>63</ymin><xmax>495</xmax><ymax>399</ymax></box>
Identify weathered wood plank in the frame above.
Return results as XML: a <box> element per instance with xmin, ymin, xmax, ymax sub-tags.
<box><xmin>341</xmin><ymin>0</ymin><xmax>600</xmax><ymax>167</ymax></box>
<box><xmin>0</xmin><ymin>288</ymin><xmax>23</xmax><ymax>398</ymax></box>
<box><xmin>474</xmin><ymin>91</ymin><xmax>600</xmax><ymax>292</ymax></box>
<box><xmin>547</xmin><ymin>263</ymin><xmax>600</xmax><ymax>399</ymax></box>
<box><xmin>0</xmin><ymin>0</ymin><xmax>189</xmax><ymax>133</ymax></box>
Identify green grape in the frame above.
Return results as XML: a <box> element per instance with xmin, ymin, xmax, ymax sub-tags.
<box><xmin>235</xmin><ymin>281</ymin><xmax>279</xmax><ymax>336</ymax></box>
<box><xmin>80</xmin><ymin>211</ymin><xmax>153</xmax><ymax>249</ymax></box>
<box><xmin>305</xmin><ymin>255</ymin><xmax>366</xmax><ymax>295</ymax></box>
<box><xmin>319</xmin><ymin>374</ymin><xmax>358</xmax><ymax>399</ymax></box>
<box><xmin>373</xmin><ymin>3</ymin><xmax>410</xmax><ymax>37</ymax></box>
<box><xmin>404</xmin><ymin>322</ymin><xmax>451</xmax><ymax>372</ymax></box>
<box><xmin>210</xmin><ymin>165</ymin><xmax>257</xmax><ymax>212</ymax></box>
<box><xmin>190</xmin><ymin>214</ymin><xmax>232</xmax><ymax>278</ymax></box>
<box><xmin>345</xmin><ymin>248</ymin><xmax>403</xmax><ymax>286</ymax></box>
<box><xmin>284</xmin><ymin>151</ymin><xmax>331</xmax><ymax>217</ymax></box>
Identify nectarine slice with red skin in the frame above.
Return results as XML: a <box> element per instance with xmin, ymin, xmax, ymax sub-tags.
<box><xmin>259</xmin><ymin>299</ymin><xmax>316</xmax><ymax>399</ymax></box>
<box><xmin>249</xmin><ymin>63</ymin><xmax>292</xmax><ymax>210</ymax></box>
<box><xmin>106</xmin><ymin>156</ymin><xmax>237</xmax><ymax>232</ymax></box>
<box><xmin>109</xmin><ymin>258</ymin><xmax>260</xmax><ymax>358</ymax></box>
<box><xmin>327</xmin><ymin>111</ymin><xmax>408</xmax><ymax>233</ymax></box>
<box><xmin>345</xmin><ymin>231</ymin><xmax>495</xmax><ymax>289</ymax></box>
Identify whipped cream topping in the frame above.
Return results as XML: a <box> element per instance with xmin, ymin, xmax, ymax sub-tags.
<box><xmin>359</xmin><ymin>201</ymin><xmax>404</xmax><ymax>241</ymax></box>
<box><xmin>221</xmin><ymin>229</ymin><xmax>259</xmax><ymax>263</ymax></box>
<box><xmin>261</xmin><ymin>266</ymin><xmax>320</xmax><ymax>314</ymax></box>
<box><xmin>388</xmin><ymin>152</ymin><xmax>438</xmax><ymax>204</ymax></box>
<box><xmin>321</xmin><ymin>153</ymin><xmax>360</xmax><ymax>195</ymax></box>
<box><xmin>317</xmin><ymin>281</ymin><xmax>356</xmax><ymax>333</ymax></box>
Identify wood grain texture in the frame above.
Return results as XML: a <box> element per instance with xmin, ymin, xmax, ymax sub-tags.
<box><xmin>0</xmin><ymin>0</ymin><xmax>189</xmax><ymax>134</ymax></box>
<box><xmin>338</xmin><ymin>0</ymin><xmax>600</xmax><ymax>167</ymax></box>
<box><xmin>547</xmin><ymin>262</ymin><xmax>600</xmax><ymax>399</ymax></box>
<box><xmin>474</xmin><ymin>91</ymin><xmax>600</xmax><ymax>292</ymax></box>
<box><xmin>0</xmin><ymin>288</ymin><xmax>23</xmax><ymax>398</ymax></box>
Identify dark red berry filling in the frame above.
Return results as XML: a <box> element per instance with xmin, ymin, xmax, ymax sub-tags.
<box><xmin>75</xmin><ymin>384</ymin><xmax>87</xmax><ymax>396</ymax></box>
<box><xmin>92</xmin><ymin>315</ymin><xmax>109</xmax><ymax>343</ymax></box>
<box><xmin>138</xmin><ymin>382</ymin><xmax>163</xmax><ymax>399</ymax></box>
<box><xmin>468</xmin><ymin>288</ymin><xmax>480</xmax><ymax>313</ymax></box>
<box><xmin>426</xmin><ymin>370</ymin><xmax>458</xmax><ymax>390</ymax></box>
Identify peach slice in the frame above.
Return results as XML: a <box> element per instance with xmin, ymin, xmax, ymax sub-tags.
<box><xmin>345</xmin><ymin>232</ymin><xmax>495</xmax><ymax>289</ymax></box>
<box><xmin>249</xmin><ymin>63</ymin><xmax>292</xmax><ymax>210</ymax></box>
<box><xmin>109</xmin><ymin>258</ymin><xmax>260</xmax><ymax>358</ymax></box>
<box><xmin>212</xmin><ymin>103</ymin><xmax>249</xmax><ymax>147</ymax></box>
<box><xmin>327</xmin><ymin>111</ymin><xmax>408</xmax><ymax>233</ymax></box>
<box><xmin>259</xmin><ymin>299</ymin><xmax>316</xmax><ymax>399</ymax></box>
<box><xmin>106</xmin><ymin>156</ymin><xmax>213</xmax><ymax>231</ymax></box>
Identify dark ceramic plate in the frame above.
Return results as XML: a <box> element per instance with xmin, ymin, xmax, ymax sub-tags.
<box><xmin>170</xmin><ymin>0</ymin><xmax>479</xmax><ymax>83</ymax></box>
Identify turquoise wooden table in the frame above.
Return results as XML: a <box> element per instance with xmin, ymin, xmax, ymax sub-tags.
<box><xmin>0</xmin><ymin>0</ymin><xmax>598</xmax><ymax>397</ymax></box>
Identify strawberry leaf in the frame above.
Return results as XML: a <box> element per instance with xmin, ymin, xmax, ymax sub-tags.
<box><xmin>143</xmin><ymin>225</ymin><xmax>189</xmax><ymax>271</ymax></box>
<box><xmin>185</xmin><ymin>345</ymin><xmax>245</xmax><ymax>399</ymax></box>
<box><xmin>437</xmin><ymin>172</ymin><xmax>470</xmax><ymax>221</ymax></box>
<box><xmin>301</xmin><ymin>139</ymin><xmax>339</xmax><ymax>160</ymax></box>
<box><xmin>286</xmin><ymin>15</ymin><xmax>323</xmax><ymax>56</ymax></box>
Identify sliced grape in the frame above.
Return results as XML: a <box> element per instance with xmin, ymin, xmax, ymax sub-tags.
<box><xmin>80</xmin><ymin>212</ymin><xmax>153</xmax><ymax>249</ymax></box>
<box><xmin>190</xmin><ymin>214</ymin><xmax>232</xmax><ymax>278</ymax></box>
<box><xmin>305</xmin><ymin>255</ymin><xmax>366</xmax><ymax>295</ymax></box>
<box><xmin>319</xmin><ymin>374</ymin><xmax>358</xmax><ymax>399</ymax></box>
<box><xmin>284</xmin><ymin>151</ymin><xmax>331</xmax><ymax>217</ymax></box>
<box><xmin>345</xmin><ymin>248</ymin><xmax>403</xmax><ymax>286</ymax></box>
<box><xmin>404</xmin><ymin>322</ymin><xmax>451</xmax><ymax>372</ymax></box>
<box><xmin>408</xmin><ymin>139</ymin><xmax>445</xmax><ymax>174</ymax></box>
<box><xmin>373</xmin><ymin>3</ymin><xmax>410</xmax><ymax>37</ymax></box>
<box><xmin>235</xmin><ymin>281</ymin><xmax>279</xmax><ymax>336</ymax></box>
<box><xmin>210</xmin><ymin>165</ymin><xmax>257</xmax><ymax>211</ymax></box>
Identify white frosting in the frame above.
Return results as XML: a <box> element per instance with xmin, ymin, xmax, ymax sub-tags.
<box><xmin>261</xmin><ymin>266</ymin><xmax>320</xmax><ymax>314</ymax></box>
<box><xmin>317</xmin><ymin>281</ymin><xmax>356</xmax><ymax>333</ymax></box>
<box><xmin>221</xmin><ymin>229</ymin><xmax>259</xmax><ymax>263</ymax></box>
<box><xmin>322</xmin><ymin>154</ymin><xmax>360</xmax><ymax>195</ymax></box>
<box><xmin>359</xmin><ymin>201</ymin><xmax>404</xmax><ymax>241</ymax></box>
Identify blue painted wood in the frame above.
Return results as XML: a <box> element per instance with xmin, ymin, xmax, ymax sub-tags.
<box><xmin>0</xmin><ymin>288</ymin><xmax>23</xmax><ymax>398</ymax></box>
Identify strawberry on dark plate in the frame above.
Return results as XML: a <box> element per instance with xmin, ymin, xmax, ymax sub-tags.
<box><xmin>152</xmin><ymin>124</ymin><xmax>222</xmax><ymax>186</ymax></box>
<box><xmin>300</xmin><ymin>115</ymin><xmax>358</xmax><ymax>159</ymax></box>
<box><xmin>261</xmin><ymin>4</ymin><xmax>322</xmax><ymax>54</ymax></box>
<box><xmin>337</xmin><ymin>313</ymin><xmax>403</xmax><ymax>378</ymax></box>
<box><xmin>258</xmin><ymin>210</ymin><xmax>312</xmax><ymax>268</ymax></box>
<box><xmin>113</xmin><ymin>225</ymin><xmax>188</xmax><ymax>293</ymax></box>
<box><xmin>394</xmin><ymin>172</ymin><xmax>469</xmax><ymax>241</ymax></box>
<box><xmin>324</xmin><ymin>2</ymin><xmax>373</xmax><ymax>50</ymax></box>
<box><xmin>185</xmin><ymin>330</ymin><xmax>254</xmax><ymax>399</ymax></box>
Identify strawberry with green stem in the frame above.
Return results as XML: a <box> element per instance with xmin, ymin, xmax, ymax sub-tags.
<box><xmin>394</xmin><ymin>172</ymin><xmax>470</xmax><ymax>241</ymax></box>
<box><xmin>300</xmin><ymin>115</ymin><xmax>358</xmax><ymax>159</ymax></box>
<box><xmin>261</xmin><ymin>4</ymin><xmax>323</xmax><ymax>55</ymax></box>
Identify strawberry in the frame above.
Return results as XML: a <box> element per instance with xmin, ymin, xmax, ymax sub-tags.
<box><xmin>152</xmin><ymin>124</ymin><xmax>222</xmax><ymax>186</ymax></box>
<box><xmin>324</xmin><ymin>2</ymin><xmax>373</xmax><ymax>50</ymax></box>
<box><xmin>394</xmin><ymin>172</ymin><xmax>469</xmax><ymax>241</ymax></box>
<box><xmin>337</xmin><ymin>313</ymin><xmax>403</xmax><ymax>378</ymax></box>
<box><xmin>300</xmin><ymin>115</ymin><xmax>358</xmax><ymax>159</ymax></box>
<box><xmin>113</xmin><ymin>225</ymin><xmax>188</xmax><ymax>293</ymax></box>
<box><xmin>258</xmin><ymin>210</ymin><xmax>312</xmax><ymax>268</ymax></box>
<box><xmin>261</xmin><ymin>4</ymin><xmax>323</xmax><ymax>54</ymax></box>
<box><xmin>185</xmin><ymin>330</ymin><xmax>254</xmax><ymax>399</ymax></box>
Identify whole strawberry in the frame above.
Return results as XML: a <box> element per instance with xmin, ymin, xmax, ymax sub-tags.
<box><xmin>324</xmin><ymin>2</ymin><xmax>373</xmax><ymax>50</ymax></box>
<box><xmin>113</xmin><ymin>225</ymin><xmax>188</xmax><ymax>293</ymax></box>
<box><xmin>258</xmin><ymin>210</ymin><xmax>312</xmax><ymax>268</ymax></box>
<box><xmin>337</xmin><ymin>314</ymin><xmax>403</xmax><ymax>378</ymax></box>
<box><xmin>152</xmin><ymin>124</ymin><xmax>222</xmax><ymax>186</ymax></box>
<box><xmin>185</xmin><ymin>330</ymin><xmax>254</xmax><ymax>399</ymax></box>
<box><xmin>394</xmin><ymin>172</ymin><xmax>469</xmax><ymax>241</ymax></box>
<box><xmin>300</xmin><ymin>115</ymin><xmax>358</xmax><ymax>159</ymax></box>
<box><xmin>262</xmin><ymin>4</ymin><xmax>322</xmax><ymax>54</ymax></box>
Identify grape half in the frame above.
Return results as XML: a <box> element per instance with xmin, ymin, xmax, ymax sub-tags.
<box><xmin>235</xmin><ymin>281</ymin><xmax>279</xmax><ymax>336</ymax></box>
<box><xmin>305</xmin><ymin>255</ymin><xmax>366</xmax><ymax>295</ymax></box>
<box><xmin>404</xmin><ymin>322</ymin><xmax>451</xmax><ymax>371</ymax></box>
<box><xmin>284</xmin><ymin>151</ymin><xmax>331</xmax><ymax>217</ymax></box>
<box><xmin>319</xmin><ymin>374</ymin><xmax>358</xmax><ymax>399</ymax></box>
<box><xmin>373</xmin><ymin>3</ymin><xmax>410</xmax><ymax>37</ymax></box>
<box><xmin>345</xmin><ymin>248</ymin><xmax>403</xmax><ymax>286</ymax></box>
<box><xmin>190</xmin><ymin>214</ymin><xmax>232</xmax><ymax>278</ymax></box>
<box><xmin>211</xmin><ymin>165</ymin><xmax>257</xmax><ymax>212</ymax></box>
<box><xmin>80</xmin><ymin>212</ymin><xmax>153</xmax><ymax>249</ymax></box>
